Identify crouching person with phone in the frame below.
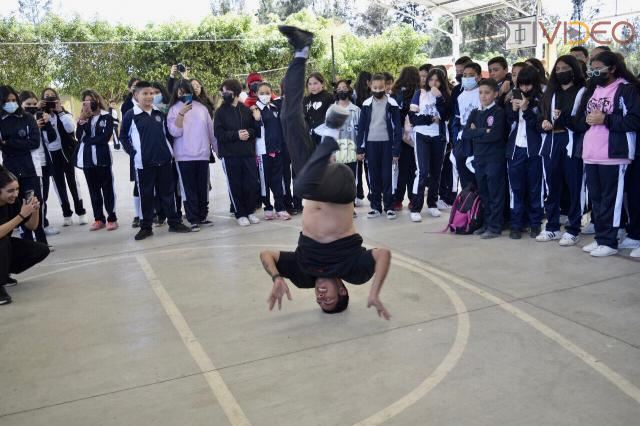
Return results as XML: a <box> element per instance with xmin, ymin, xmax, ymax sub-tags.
<box><xmin>0</xmin><ymin>165</ymin><xmax>51</xmax><ymax>305</ymax></box>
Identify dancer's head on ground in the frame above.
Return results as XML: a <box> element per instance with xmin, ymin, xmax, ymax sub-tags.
<box><xmin>0</xmin><ymin>166</ymin><xmax>19</xmax><ymax>206</ymax></box>
<box><xmin>315</xmin><ymin>277</ymin><xmax>349</xmax><ymax>313</ymax></box>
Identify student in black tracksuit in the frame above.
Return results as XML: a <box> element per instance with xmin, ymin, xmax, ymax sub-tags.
<box><xmin>462</xmin><ymin>79</ymin><xmax>507</xmax><ymax>239</ymax></box>
<box><xmin>0</xmin><ymin>85</ymin><xmax>48</xmax><ymax>245</ymax></box>
<box><xmin>75</xmin><ymin>90</ymin><xmax>118</xmax><ymax>230</ymax></box>
<box><xmin>304</xmin><ymin>72</ymin><xmax>334</xmax><ymax>147</ymax></box>
<box><xmin>120</xmin><ymin>81</ymin><xmax>191</xmax><ymax>240</ymax></box>
<box><xmin>505</xmin><ymin>66</ymin><xmax>545</xmax><ymax>239</ymax></box>
<box><xmin>254</xmin><ymin>83</ymin><xmax>291</xmax><ymax>220</ymax></box>
<box><xmin>357</xmin><ymin>74</ymin><xmax>402</xmax><ymax>219</ymax></box>
<box><xmin>214</xmin><ymin>79</ymin><xmax>262</xmax><ymax>226</ymax></box>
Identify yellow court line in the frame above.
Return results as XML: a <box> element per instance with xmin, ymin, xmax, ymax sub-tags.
<box><xmin>135</xmin><ymin>255</ymin><xmax>252</xmax><ymax>426</ymax></box>
<box><xmin>394</xmin><ymin>252</ymin><xmax>640</xmax><ymax>405</ymax></box>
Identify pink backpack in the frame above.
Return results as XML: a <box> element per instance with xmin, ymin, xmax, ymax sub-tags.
<box><xmin>444</xmin><ymin>187</ymin><xmax>484</xmax><ymax>235</ymax></box>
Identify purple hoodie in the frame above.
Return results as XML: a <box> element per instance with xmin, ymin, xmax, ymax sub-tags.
<box><xmin>167</xmin><ymin>101</ymin><xmax>217</xmax><ymax>162</ymax></box>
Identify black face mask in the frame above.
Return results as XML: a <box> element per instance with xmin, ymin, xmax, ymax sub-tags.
<box><xmin>222</xmin><ymin>92</ymin><xmax>234</xmax><ymax>105</ymax></box>
<box><xmin>372</xmin><ymin>91</ymin><xmax>385</xmax><ymax>99</ymax></box>
<box><xmin>521</xmin><ymin>90</ymin><xmax>533</xmax><ymax>98</ymax></box>
<box><xmin>556</xmin><ymin>70</ymin><xmax>574</xmax><ymax>85</ymax></box>
<box><xmin>90</xmin><ymin>101</ymin><xmax>98</xmax><ymax>112</ymax></box>
<box><xmin>24</xmin><ymin>106</ymin><xmax>38</xmax><ymax>115</ymax></box>
<box><xmin>591</xmin><ymin>73</ymin><xmax>609</xmax><ymax>87</ymax></box>
<box><xmin>335</xmin><ymin>90</ymin><xmax>351</xmax><ymax>101</ymax></box>
<box><xmin>455</xmin><ymin>73</ymin><xmax>463</xmax><ymax>83</ymax></box>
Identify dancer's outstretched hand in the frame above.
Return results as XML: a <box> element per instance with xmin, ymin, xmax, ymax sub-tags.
<box><xmin>367</xmin><ymin>295</ymin><xmax>391</xmax><ymax>320</ymax></box>
<box><xmin>268</xmin><ymin>277</ymin><xmax>292</xmax><ymax>311</ymax></box>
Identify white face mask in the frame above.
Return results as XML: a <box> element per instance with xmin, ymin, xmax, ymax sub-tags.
<box><xmin>152</xmin><ymin>94</ymin><xmax>163</xmax><ymax>105</ymax></box>
<box><xmin>2</xmin><ymin>102</ymin><xmax>18</xmax><ymax>114</ymax></box>
<box><xmin>258</xmin><ymin>94</ymin><xmax>271</xmax><ymax>105</ymax></box>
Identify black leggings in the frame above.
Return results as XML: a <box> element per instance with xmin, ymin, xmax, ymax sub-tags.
<box><xmin>0</xmin><ymin>237</ymin><xmax>50</xmax><ymax>286</ymax></box>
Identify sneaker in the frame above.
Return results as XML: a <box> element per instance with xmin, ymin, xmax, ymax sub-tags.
<box><xmin>631</xmin><ymin>247</ymin><xmax>640</xmax><ymax>258</ymax></box>
<box><xmin>63</xmin><ymin>217</ymin><xmax>73</xmax><ymax>227</ymax></box>
<box><xmin>168</xmin><ymin>223</ymin><xmax>192</xmax><ymax>233</ymax></box>
<box><xmin>473</xmin><ymin>226</ymin><xmax>487</xmax><ymax>236</ymax></box>
<box><xmin>426</xmin><ymin>207</ymin><xmax>441</xmax><ymax>218</ymax></box>
<box><xmin>367</xmin><ymin>210</ymin><xmax>381</xmax><ymax>219</ymax></box>
<box><xmin>480</xmin><ymin>230</ymin><xmax>501</xmax><ymax>239</ymax></box>
<box><xmin>436</xmin><ymin>199</ymin><xmax>451</xmax><ymax>210</ymax></box>
<box><xmin>590</xmin><ymin>245</ymin><xmax>618</xmax><ymax>257</ymax></box>
<box><xmin>582</xmin><ymin>241</ymin><xmax>599</xmax><ymax>253</ymax></box>
<box><xmin>354</xmin><ymin>198</ymin><xmax>364</xmax><ymax>207</ymax></box>
<box><xmin>48</xmin><ymin>245</ymin><xmax>55</xmax><ymax>253</ymax></box>
<box><xmin>3</xmin><ymin>276</ymin><xmax>17</xmax><ymax>287</ymax></box>
<box><xmin>559</xmin><ymin>233</ymin><xmax>579</xmax><ymax>247</ymax></box>
<box><xmin>106</xmin><ymin>221</ymin><xmax>118</xmax><ymax>231</ymax></box>
<box><xmin>386</xmin><ymin>210</ymin><xmax>397</xmax><ymax>220</ymax></box>
<box><xmin>248</xmin><ymin>214</ymin><xmax>261</xmax><ymax>224</ymax></box>
<box><xmin>619</xmin><ymin>237</ymin><xmax>640</xmax><ymax>249</ymax></box>
<box><xmin>191</xmin><ymin>224</ymin><xmax>201</xmax><ymax>232</ymax></box>
<box><xmin>392</xmin><ymin>201</ymin><xmax>403</xmax><ymax>211</ymax></box>
<box><xmin>529</xmin><ymin>226</ymin><xmax>541</xmax><ymax>239</ymax></box>
<box><xmin>44</xmin><ymin>226</ymin><xmax>60</xmax><ymax>236</ymax></box>
<box><xmin>582</xmin><ymin>223</ymin><xmax>596</xmax><ymax>235</ymax></box>
<box><xmin>237</xmin><ymin>217</ymin><xmax>250</xmax><ymax>227</ymax></box>
<box><xmin>0</xmin><ymin>286</ymin><xmax>11</xmax><ymax>305</ymax></box>
<box><xmin>410</xmin><ymin>212</ymin><xmax>422</xmax><ymax>222</ymax></box>
<box><xmin>278</xmin><ymin>25</ymin><xmax>315</xmax><ymax>51</ymax></box>
<box><xmin>276</xmin><ymin>211</ymin><xmax>291</xmax><ymax>220</ymax></box>
<box><xmin>264</xmin><ymin>210</ymin><xmax>275</xmax><ymax>220</ymax></box>
<box><xmin>199</xmin><ymin>220</ymin><xmax>214</xmax><ymax>227</ymax></box>
<box><xmin>510</xmin><ymin>229</ymin><xmax>522</xmax><ymax>240</ymax></box>
<box><xmin>77</xmin><ymin>214</ymin><xmax>88</xmax><ymax>225</ymax></box>
<box><xmin>134</xmin><ymin>228</ymin><xmax>153</xmax><ymax>240</ymax></box>
<box><xmin>131</xmin><ymin>217</ymin><xmax>140</xmax><ymax>228</ymax></box>
<box><xmin>90</xmin><ymin>221</ymin><xmax>105</xmax><ymax>231</ymax></box>
<box><xmin>536</xmin><ymin>230</ymin><xmax>561</xmax><ymax>242</ymax></box>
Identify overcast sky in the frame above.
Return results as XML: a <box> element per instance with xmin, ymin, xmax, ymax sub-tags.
<box><xmin>0</xmin><ymin>0</ymin><xmax>635</xmax><ymax>28</ymax></box>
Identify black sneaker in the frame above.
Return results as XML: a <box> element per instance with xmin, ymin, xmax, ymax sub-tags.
<box><xmin>473</xmin><ymin>226</ymin><xmax>487</xmax><ymax>236</ymax></box>
<box><xmin>134</xmin><ymin>228</ymin><xmax>153</xmax><ymax>240</ymax></box>
<box><xmin>3</xmin><ymin>276</ymin><xmax>18</xmax><ymax>287</ymax></box>
<box><xmin>480</xmin><ymin>230</ymin><xmax>501</xmax><ymax>239</ymax></box>
<box><xmin>169</xmin><ymin>223</ymin><xmax>192</xmax><ymax>233</ymax></box>
<box><xmin>278</xmin><ymin>25</ymin><xmax>314</xmax><ymax>50</ymax></box>
<box><xmin>132</xmin><ymin>217</ymin><xmax>140</xmax><ymax>228</ymax></box>
<box><xmin>510</xmin><ymin>229</ymin><xmax>522</xmax><ymax>240</ymax></box>
<box><xmin>0</xmin><ymin>286</ymin><xmax>13</xmax><ymax>305</ymax></box>
<box><xmin>199</xmin><ymin>220</ymin><xmax>214</xmax><ymax>227</ymax></box>
<box><xmin>530</xmin><ymin>226</ymin><xmax>541</xmax><ymax>238</ymax></box>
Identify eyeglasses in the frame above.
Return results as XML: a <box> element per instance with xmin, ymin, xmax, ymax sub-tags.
<box><xmin>587</xmin><ymin>67</ymin><xmax>609</xmax><ymax>78</ymax></box>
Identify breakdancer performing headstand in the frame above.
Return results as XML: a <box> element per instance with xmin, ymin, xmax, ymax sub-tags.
<box><xmin>260</xmin><ymin>26</ymin><xmax>391</xmax><ymax>319</ymax></box>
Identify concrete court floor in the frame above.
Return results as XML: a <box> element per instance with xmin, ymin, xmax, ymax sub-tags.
<box><xmin>1</xmin><ymin>147</ymin><xmax>640</xmax><ymax>426</ymax></box>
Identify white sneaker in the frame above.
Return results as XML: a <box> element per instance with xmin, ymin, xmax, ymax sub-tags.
<box><xmin>237</xmin><ymin>217</ymin><xmax>250</xmax><ymax>227</ymax></box>
<box><xmin>590</xmin><ymin>245</ymin><xmax>618</xmax><ymax>257</ymax></box>
<box><xmin>582</xmin><ymin>241</ymin><xmax>599</xmax><ymax>253</ymax></box>
<box><xmin>559</xmin><ymin>232</ymin><xmax>579</xmax><ymax>246</ymax></box>
<box><xmin>536</xmin><ymin>230</ymin><xmax>561</xmax><ymax>242</ymax></box>
<box><xmin>77</xmin><ymin>214</ymin><xmax>89</xmax><ymax>225</ymax></box>
<box><xmin>426</xmin><ymin>207</ymin><xmax>441</xmax><ymax>217</ymax></box>
<box><xmin>410</xmin><ymin>212</ymin><xmax>422</xmax><ymax>222</ymax></box>
<box><xmin>582</xmin><ymin>223</ymin><xmax>595</xmax><ymax>235</ymax></box>
<box><xmin>367</xmin><ymin>210</ymin><xmax>381</xmax><ymax>219</ymax></box>
<box><xmin>619</xmin><ymin>237</ymin><xmax>640</xmax><ymax>249</ymax></box>
<box><xmin>436</xmin><ymin>199</ymin><xmax>451</xmax><ymax>210</ymax></box>
<box><xmin>386</xmin><ymin>210</ymin><xmax>397</xmax><ymax>220</ymax></box>
<box><xmin>631</xmin><ymin>247</ymin><xmax>640</xmax><ymax>258</ymax></box>
<box><xmin>44</xmin><ymin>226</ymin><xmax>60</xmax><ymax>236</ymax></box>
<box><xmin>276</xmin><ymin>211</ymin><xmax>291</xmax><ymax>220</ymax></box>
<box><xmin>248</xmin><ymin>214</ymin><xmax>260</xmax><ymax>224</ymax></box>
<box><xmin>47</xmin><ymin>245</ymin><xmax>55</xmax><ymax>253</ymax></box>
<box><xmin>355</xmin><ymin>198</ymin><xmax>364</xmax><ymax>207</ymax></box>
<box><xmin>63</xmin><ymin>217</ymin><xmax>73</xmax><ymax>226</ymax></box>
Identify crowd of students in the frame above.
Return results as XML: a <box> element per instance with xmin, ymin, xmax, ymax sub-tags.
<box><xmin>1</xmin><ymin>43</ymin><xmax>640</xmax><ymax>304</ymax></box>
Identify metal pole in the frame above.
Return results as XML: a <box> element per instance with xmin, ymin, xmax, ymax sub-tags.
<box><xmin>331</xmin><ymin>35</ymin><xmax>336</xmax><ymax>83</ymax></box>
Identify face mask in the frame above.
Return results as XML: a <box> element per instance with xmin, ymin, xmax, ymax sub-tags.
<box><xmin>372</xmin><ymin>91</ymin><xmax>385</xmax><ymax>99</ymax></box>
<box><xmin>461</xmin><ymin>77</ymin><xmax>478</xmax><ymax>90</ymax></box>
<box><xmin>258</xmin><ymin>94</ymin><xmax>271</xmax><ymax>105</ymax></box>
<box><xmin>90</xmin><ymin>101</ymin><xmax>98</xmax><ymax>112</ymax></box>
<box><xmin>556</xmin><ymin>70</ymin><xmax>573</xmax><ymax>85</ymax></box>
<box><xmin>336</xmin><ymin>90</ymin><xmax>351</xmax><ymax>101</ymax></box>
<box><xmin>24</xmin><ymin>106</ymin><xmax>38</xmax><ymax>115</ymax></box>
<box><xmin>521</xmin><ymin>89</ymin><xmax>532</xmax><ymax>98</ymax></box>
<box><xmin>152</xmin><ymin>94</ymin><xmax>164</xmax><ymax>105</ymax></box>
<box><xmin>2</xmin><ymin>102</ymin><xmax>18</xmax><ymax>114</ymax></box>
<box><xmin>591</xmin><ymin>73</ymin><xmax>609</xmax><ymax>86</ymax></box>
<box><xmin>222</xmin><ymin>92</ymin><xmax>234</xmax><ymax>105</ymax></box>
<box><xmin>455</xmin><ymin>73</ymin><xmax>463</xmax><ymax>83</ymax></box>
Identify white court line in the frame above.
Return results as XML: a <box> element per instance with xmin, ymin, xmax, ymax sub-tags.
<box><xmin>354</xmin><ymin>258</ymin><xmax>471</xmax><ymax>426</ymax></box>
<box><xmin>135</xmin><ymin>255</ymin><xmax>252</xmax><ymax>426</ymax></box>
<box><xmin>393</xmin><ymin>252</ymin><xmax>640</xmax><ymax>405</ymax></box>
